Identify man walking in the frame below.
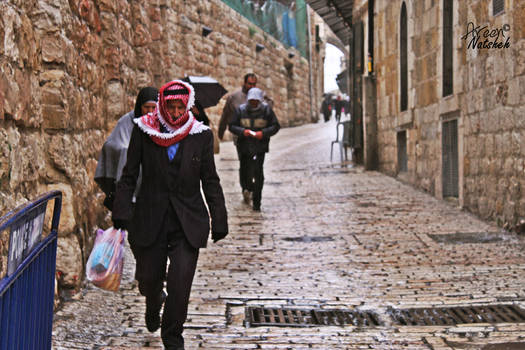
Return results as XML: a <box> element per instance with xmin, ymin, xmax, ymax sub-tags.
<box><xmin>219</xmin><ymin>73</ymin><xmax>272</xmax><ymax>203</ymax></box>
<box><xmin>218</xmin><ymin>73</ymin><xmax>258</xmax><ymax>140</ymax></box>
<box><xmin>228</xmin><ymin>88</ymin><xmax>280</xmax><ymax>211</ymax></box>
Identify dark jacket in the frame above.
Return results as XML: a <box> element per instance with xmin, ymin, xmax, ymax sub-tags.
<box><xmin>112</xmin><ymin>125</ymin><xmax>228</xmax><ymax>248</ymax></box>
<box><xmin>228</xmin><ymin>102</ymin><xmax>280</xmax><ymax>155</ymax></box>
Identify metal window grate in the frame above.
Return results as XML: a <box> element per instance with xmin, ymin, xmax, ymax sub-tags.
<box><xmin>493</xmin><ymin>0</ymin><xmax>504</xmax><ymax>15</ymax></box>
<box><xmin>390</xmin><ymin>305</ymin><xmax>525</xmax><ymax>326</ymax></box>
<box><xmin>246</xmin><ymin>307</ymin><xmax>382</xmax><ymax>327</ymax></box>
<box><xmin>443</xmin><ymin>0</ymin><xmax>453</xmax><ymax>96</ymax></box>
<box><xmin>442</xmin><ymin>119</ymin><xmax>458</xmax><ymax>197</ymax></box>
<box><xmin>397</xmin><ymin>130</ymin><xmax>408</xmax><ymax>172</ymax></box>
<box><xmin>400</xmin><ymin>2</ymin><xmax>408</xmax><ymax>111</ymax></box>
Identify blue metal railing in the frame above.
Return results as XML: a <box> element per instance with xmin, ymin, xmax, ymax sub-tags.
<box><xmin>0</xmin><ymin>191</ymin><xmax>62</xmax><ymax>350</ymax></box>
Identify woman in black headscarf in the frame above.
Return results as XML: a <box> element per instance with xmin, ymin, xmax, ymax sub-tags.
<box><xmin>95</xmin><ymin>87</ymin><xmax>159</xmax><ymax>210</ymax></box>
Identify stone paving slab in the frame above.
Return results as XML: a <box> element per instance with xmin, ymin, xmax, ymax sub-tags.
<box><xmin>53</xmin><ymin>120</ymin><xmax>525</xmax><ymax>349</ymax></box>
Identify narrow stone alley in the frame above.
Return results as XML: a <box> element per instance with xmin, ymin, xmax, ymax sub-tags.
<box><xmin>52</xmin><ymin>119</ymin><xmax>525</xmax><ymax>350</ymax></box>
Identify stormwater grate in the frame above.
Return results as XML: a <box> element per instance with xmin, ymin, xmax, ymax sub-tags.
<box><xmin>428</xmin><ymin>232</ymin><xmax>505</xmax><ymax>244</ymax></box>
<box><xmin>313</xmin><ymin>309</ymin><xmax>380</xmax><ymax>326</ymax></box>
<box><xmin>390</xmin><ymin>305</ymin><xmax>525</xmax><ymax>326</ymax></box>
<box><xmin>245</xmin><ymin>307</ymin><xmax>381</xmax><ymax>327</ymax></box>
<box><xmin>283</xmin><ymin>236</ymin><xmax>334</xmax><ymax>243</ymax></box>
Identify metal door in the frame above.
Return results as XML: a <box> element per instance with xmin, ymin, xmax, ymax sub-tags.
<box><xmin>442</xmin><ymin>119</ymin><xmax>458</xmax><ymax>197</ymax></box>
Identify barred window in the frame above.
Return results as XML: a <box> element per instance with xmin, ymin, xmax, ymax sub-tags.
<box><xmin>442</xmin><ymin>0</ymin><xmax>453</xmax><ymax>97</ymax></box>
<box><xmin>493</xmin><ymin>0</ymin><xmax>504</xmax><ymax>15</ymax></box>
<box><xmin>400</xmin><ymin>2</ymin><xmax>408</xmax><ymax>111</ymax></box>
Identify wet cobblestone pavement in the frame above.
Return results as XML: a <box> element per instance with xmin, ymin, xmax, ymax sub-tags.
<box><xmin>53</xmin><ymin>119</ymin><xmax>525</xmax><ymax>349</ymax></box>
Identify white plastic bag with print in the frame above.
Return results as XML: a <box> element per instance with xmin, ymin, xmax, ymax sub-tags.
<box><xmin>86</xmin><ymin>227</ymin><xmax>126</xmax><ymax>292</ymax></box>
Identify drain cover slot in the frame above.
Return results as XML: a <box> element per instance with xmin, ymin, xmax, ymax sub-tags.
<box><xmin>390</xmin><ymin>305</ymin><xmax>525</xmax><ymax>326</ymax></box>
<box><xmin>313</xmin><ymin>309</ymin><xmax>380</xmax><ymax>326</ymax></box>
<box><xmin>283</xmin><ymin>236</ymin><xmax>334</xmax><ymax>243</ymax></box>
<box><xmin>428</xmin><ymin>232</ymin><xmax>505</xmax><ymax>244</ymax></box>
<box><xmin>246</xmin><ymin>307</ymin><xmax>381</xmax><ymax>327</ymax></box>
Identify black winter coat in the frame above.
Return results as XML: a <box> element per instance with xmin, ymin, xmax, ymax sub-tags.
<box><xmin>112</xmin><ymin>125</ymin><xmax>228</xmax><ymax>248</ymax></box>
<box><xmin>228</xmin><ymin>103</ymin><xmax>280</xmax><ymax>155</ymax></box>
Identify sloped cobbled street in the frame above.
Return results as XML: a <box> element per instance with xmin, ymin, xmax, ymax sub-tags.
<box><xmin>53</xmin><ymin>119</ymin><xmax>525</xmax><ymax>349</ymax></box>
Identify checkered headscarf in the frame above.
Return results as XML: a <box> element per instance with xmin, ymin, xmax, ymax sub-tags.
<box><xmin>135</xmin><ymin>80</ymin><xmax>201</xmax><ymax>147</ymax></box>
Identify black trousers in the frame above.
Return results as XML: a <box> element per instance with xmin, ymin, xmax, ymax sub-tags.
<box><xmin>239</xmin><ymin>152</ymin><xmax>265</xmax><ymax>206</ymax></box>
<box><xmin>130</xmin><ymin>205</ymin><xmax>199</xmax><ymax>348</ymax></box>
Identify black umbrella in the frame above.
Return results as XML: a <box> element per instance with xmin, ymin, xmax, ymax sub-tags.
<box><xmin>182</xmin><ymin>76</ymin><xmax>228</xmax><ymax>109</ymax></box>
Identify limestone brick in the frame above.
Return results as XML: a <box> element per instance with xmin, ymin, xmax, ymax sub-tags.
<box><xmin>0</xmin><ymin>0</ymin><xmax>323</xmax><ymax>292</ymax></box>
<box><xmin>55</xmin><ymin>234</ymin><xmax>82</xmax><ymax>288</ymax></box>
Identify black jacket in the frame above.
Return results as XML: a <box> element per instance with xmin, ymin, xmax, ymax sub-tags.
<box><xmin>112</xmin><ymin>125</ymin><xmax>228</xmax><ymax>248</ymax></box>
<box><xmin>228</xmin><ymin>103</ymin><xmax>280</xmax><ymax>155</ymax></box>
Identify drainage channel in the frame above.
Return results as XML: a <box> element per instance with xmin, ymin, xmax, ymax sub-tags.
<box><xmin>428</xmin><ymin>232</ymin><xmax>508</xmax><ymax>244</ymax></box>
<box><xmin>245</xmin><ymin>304</ymin><xmax>525</xmax><ymax>328</ymax></box>
<box><xmin>389</xmin><ymin>304</ymin><xmax>525</xmax><ymax>326</ymax></box>
<box><xmin>245</xmin><ymin>307</ymin><xmax>381</xmax><ymax>327</ymax></box>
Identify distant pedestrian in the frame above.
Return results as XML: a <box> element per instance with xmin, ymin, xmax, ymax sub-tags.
<box><xmin>228</xmin><ymin>87</ymin><xmax>280</xmax><ymax>211</ymax></box>
<box><xmin>335</xmin><ymin>95</ymin><xmax>344</xmax><ymax>122</ymax></box>
<box><xmin>94</xmin><ymin>86</ymin><xmax>158</xmax><ymax>211</ymax></box>
<box><xmin>219</xmin><ymin>73</ymin><xmax>255</xmax><ymax>140</ymax></box>
<box><xmin>218</xmin><ymin>73</ymin><xmax>274</xmax><ymax>140</ymax></box>
<box><xmin>112</xmin><ymin>80</ymin><xmax>228</xmax><ymax>350</ymax></box>
<box><xmin>321</xmin><ymin>95</ymin><xmax>332</xmax><ymax>122</ymax></box>
<box><xmin>219</xmin><ymin>73</ymin><xmax>273</xmax><ymax>201</ymax></box>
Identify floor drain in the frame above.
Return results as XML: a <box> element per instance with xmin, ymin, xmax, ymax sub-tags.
<box><xmin>245</xmin><ymin>307</ymin><xmax>381</xmax><ymax>327</ymax></box>
<box><xmin>283</xmin><ymin>236</ymin><xmax>334</xmax><ymax>243</ymax></box>
<box><xmin>390</xmin><ymin>305</ymin><xmax>525</xmax><ymax>326</ymax></box>
<box><xmin>428</xmin><ymin>232</ymin><xmax>505</xmax><ymax>244</ymax></box>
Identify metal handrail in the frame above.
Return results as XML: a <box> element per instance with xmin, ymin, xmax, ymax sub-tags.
<box><xmin>0</xmin><ymin>190</ymin><xmax>62</xmax><ymax>350</ymax></box>
<box><xmin>0</xmin><ymin>190</ymin><xmax>62</xmax><ymax>292</ymax></box>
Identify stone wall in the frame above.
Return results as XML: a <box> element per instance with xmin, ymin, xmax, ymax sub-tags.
<box><xmin>358</xmin><ymin>0</ymin><xmax>525</xmax><ymax>229</ymax></box>
<box><xmin>0</xmin><ymin>0</ymin><xmax>321</xmax><ymax>291</ymax></box>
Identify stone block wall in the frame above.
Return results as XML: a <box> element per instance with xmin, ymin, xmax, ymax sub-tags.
<box><xmin>461</xmin><ymin>0</ymin><xmax>525</xmax><ymax>228</ymax></box>
<box><xmin>361</xmin><ymin>0</ymin><xmax>525</xmax><ymax>229</ymax></box>
<box><xmin>0</xmin><ymin>0</ymin><xmax>320</xmax><ymax>291</ymax></box>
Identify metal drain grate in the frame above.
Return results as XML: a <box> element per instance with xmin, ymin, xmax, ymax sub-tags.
<box><xmin>313</xmin><ymin>309</ymin><xmax>380</xmax><ymax>326</ymax></box>
<box><xmin>390</xmin><ymin>305</ymin><xmax>525</xmax><ymax>326</ymax></box>
<box><xmin>245</xmin><ymin>307</ymin><xmax>381</xmax><ymax>327</ymax></box>
<box><xmin>283</xmin><ymin>236</ymin><xmax>334</xmax><ymax>243</ymax></box>
<box><xmin>428</xmin><ymin>232</ymin><xmax>505</xmax><ymax>244</ymax></box>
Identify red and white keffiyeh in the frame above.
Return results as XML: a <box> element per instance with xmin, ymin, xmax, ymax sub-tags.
<box><xmin>135</xmin><ymin>80</ymin><xmax>208</xmax><ymax>147</ymax></box>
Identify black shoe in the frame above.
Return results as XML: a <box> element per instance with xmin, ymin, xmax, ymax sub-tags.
<box><xmin>146</xmin><ymin>291</ymin><xmax>166</xmax><ymax>332</ymax></box>
<box><xmin>252</xmin><ymin>203</ymin><xmax>261</xmax><ymax>211</ymax></box>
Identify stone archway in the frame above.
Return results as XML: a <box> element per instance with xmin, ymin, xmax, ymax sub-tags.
<box><xmin>325</xmin><ymin>34</ymin><xmax>348</xmax><ymax>56</ymax></box>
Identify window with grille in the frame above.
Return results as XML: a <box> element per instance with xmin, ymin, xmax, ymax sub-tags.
<box><xmin>493</xmin><ymin>0</ymin><xmax>504</xmax><ymax>15</ymax></box>
<box><xmin>400</xmin><ymin>2</ymin><xmax>408</xmax><ymax>111</ymax></box>
<box><xmin>442</xmin><ymin>0</ymin><xmax>453</xmax><ymax>97</ymax></box>
<box><xmin>397</xmin><ymin>130</ymin><xmax>408</xmax><ymax>173</ymax></box>
<box><xmin>442</xmin><ymin>119</ymin><xmax>458</xmax><ymax>197</ymax></box>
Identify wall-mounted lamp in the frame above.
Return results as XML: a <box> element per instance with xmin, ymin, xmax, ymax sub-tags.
<box><xmin>255</xmin><ymin>43</ymin><xmax>265</xmax><ymax>52</ymax></box>
<box><xmin>202</xmin><ymin>26</ymin><xmax>213</xmax><ymax>37</ymax></box>
<box><xmin>288</xmin><ymin>52</ymin><xmax>295</xmax><ymax>59</ymax></box>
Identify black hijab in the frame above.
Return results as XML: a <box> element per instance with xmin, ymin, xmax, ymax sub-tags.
<box><xmin>133</xmin><ymin>87</ymin><xmax>159</xmax><ymax>118</ymax></box>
